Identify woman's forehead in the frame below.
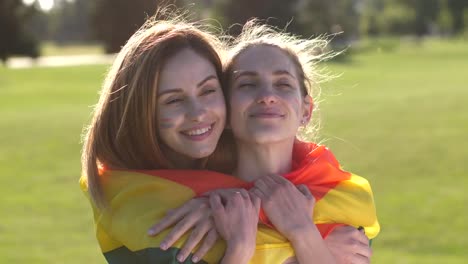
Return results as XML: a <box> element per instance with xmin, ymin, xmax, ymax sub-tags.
<box><xmin>231</xmin><ymin>45</ymin><xmax>297</xmax><ymax>76</ymax></box>
<box><xmin>159</xmin><ymin>48</ymin><xmax>218</xmax><ymax>92</ymax></box>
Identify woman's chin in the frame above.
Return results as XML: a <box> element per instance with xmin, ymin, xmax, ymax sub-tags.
<box><xmin>243</xmin><ymin>133</ymin><xmax>294</xmax><ymax>145</ymax></box>
<box><xmin>185</xmin><ymin>147</ymin><xmax>216</xmax><ymax>159</ymax></box>
<box><xmin>248</xmin><ymin>126</ymin><xmax>296</xmax><ymax>142</ymax></box>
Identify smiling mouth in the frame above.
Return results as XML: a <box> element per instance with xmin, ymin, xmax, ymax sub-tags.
<box><xmin>185</xmin><ymin>126</ymin><xmax>212</xmax><ymax>136</ymax></box>
<box><xmin>181</xmin><ymin>123</ymin><xmax>214</xmax><ymax>140</ymax></box>
<box><xmin>250</xmin><ymin>113</ymin><xmax>285</xmax><ymax>118</ymax></box>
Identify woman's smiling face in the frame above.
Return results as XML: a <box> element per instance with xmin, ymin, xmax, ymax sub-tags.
<box><xmin>157</xmin><ymin>48</ymin><xmax>226</xmax><ymax>161</ymax></box>
<box><xmin>228</xmin><ymin>45</ymin><xmax>311</xmax><ymax>145</ymax></box>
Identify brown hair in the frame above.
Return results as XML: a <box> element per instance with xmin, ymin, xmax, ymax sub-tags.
<box><xmin>81</xmin><ymin>16</ymin><xmax>225</xmax><ymax>208</ymax></box>
<box><xmin>223</xmin><ymin>20</ymin><xmax>337</xmax><ymax>141</ymax></box>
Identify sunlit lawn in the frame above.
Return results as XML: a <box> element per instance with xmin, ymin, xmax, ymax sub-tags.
<box><xmin>321</xmin><ymin>38</ymin><xmax>468</xmax><ymax>263</ymax></box>
<box><xmin>0</xmin><ymin>38</ymin><xmax>466</xmax><ymax>263</ymax></box>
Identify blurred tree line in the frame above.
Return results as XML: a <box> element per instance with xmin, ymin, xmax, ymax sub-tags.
<box><xmin>2</xmin><ymin>0</ymin><xmax>468</xmax><ymax>61</ymax></box>
<box><xmin>1</xmin><ymin>0</ymin><xmax>39</xmax><ymax>62</ymax></box>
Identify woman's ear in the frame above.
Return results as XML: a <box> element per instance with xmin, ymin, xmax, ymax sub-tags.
<box><xmin>301</xmin><ymin>95</ymin><xmax>313</xmax><ymax>124</ymax></box>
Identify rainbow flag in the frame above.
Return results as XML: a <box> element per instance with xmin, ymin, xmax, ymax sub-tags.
<box><xmin>80</xmin><ymin>141</ymin><xmax>379</xmax><ymax>263</ymax></box>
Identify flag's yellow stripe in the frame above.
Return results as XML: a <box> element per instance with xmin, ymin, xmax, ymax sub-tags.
<box><xmin>82</xmin><ymin>171</ymin><xmax>227</xmax><ymax>262</ymax></box>
<box><xmin>81</xmin><ymin>169</ymin><xmax>379</xmax><ymax>263</ymax></box>
<box><xmin>314</xmin><ymin>174</ymin><xmax>380</xmax><ymax>239</ymax></box>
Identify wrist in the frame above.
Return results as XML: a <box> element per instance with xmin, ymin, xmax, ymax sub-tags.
<box><xmin>287</xmin><ymin>220</ymin><xmax>320</xmax><ymax>243</ymax></box>
<box><xmin>223</xmin><ymin>240</ymin><xmax>255</xmax><ymax>263</ymax></box>
<box><xmin>288</xmin><ymin>223</ymin><xmax>337</xmax><ymax>264</ymax></box>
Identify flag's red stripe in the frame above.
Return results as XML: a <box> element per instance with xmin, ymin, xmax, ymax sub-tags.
<box><xmin>134</xmin><ymin>169</ymin><xmax>250</xmax><ymax>196</ymax></box>
<box><xmin>114</xmin><ymin>141</ymin><xmax>353</xmax><ymax>234</ymax></box>
<box><xmin>317</xmin><ymin>223</ymin><xmax>347</xmax><ymax>238</ymax></box>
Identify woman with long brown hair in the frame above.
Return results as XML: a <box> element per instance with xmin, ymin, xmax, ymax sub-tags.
<box><xmin>81</xmin><ymin>14</ymin><xmax>378</xmax><ymax>264</ymax></box>
<box><xmin>80</xmin><ymin>15</ymin><xmax>256</xmax><ymax>263</ymax></box>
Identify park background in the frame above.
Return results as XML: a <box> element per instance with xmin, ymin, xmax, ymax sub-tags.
<box><xmin>1</xmin><ymin>0</ymin><xmax>467</xmax><ymax>263</ymax></box>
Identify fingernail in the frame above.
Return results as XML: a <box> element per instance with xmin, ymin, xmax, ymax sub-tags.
<box><xmin>177</xmin><ymin>254</ymin><xmax>184</xmax><ymax>262</ymax></box>
<box><xmin>357</xmin><ymin>226</ymin><xmax>365</xmax><ymax>234</ymax></box>
<box><xmin>192</xmin><ymin>256</ymin><xmax>199</xmax><ymax>263</ymax></box>
<box><xmin>147</xmin><ymin>229</ymin><xmax>155</xmax><ymax>236</ymax></box>
<box><xmin>160</xmin><ymin>242</ymin><xmax>167</xmax><ymax>250</ymax></box>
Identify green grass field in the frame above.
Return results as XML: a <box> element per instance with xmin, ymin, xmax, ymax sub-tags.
<box><xmin>1</xmin><ymin>38</ymin><xmax>467</xmax><ymax>263</ymax></box>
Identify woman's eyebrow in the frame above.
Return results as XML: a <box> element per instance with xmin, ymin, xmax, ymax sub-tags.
<box><xmin>158</xmin><ymin>88</ymin><xmax>183</xmax><ymax>97</ymax></box>
<box><xmin>157</xmin><ymin>75</ymin><xmax>217</xmax><ymax>97</ymax></box>
<box><xmin>273</xmin><ymin>70</ymin><xmax>295</xmax><ymax>78</ymax></box>
<box><xmin>232</xmin><ymin>70</ymin><xmax>257</xmax><ymax>81</ymax></box>
<box><xmin>197</xmin><ymin>75</ymin><xmax>218</xmax><ymax>87</ymax></box>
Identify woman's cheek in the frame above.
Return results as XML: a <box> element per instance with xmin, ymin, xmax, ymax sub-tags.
<box><xmin>291</xmin><ymin>97</ymin><xmax>301</xmax><ymax>115</ymax></box>
<box><xmin>228</xmin><ymin>94</ymin><xmax>245</xmax><ymax>113</ymax></box>
<box><xmin>291</xmin><ymin>97</ymin><xmax>299</xmax><ymax>105</ymax></box>
<box><xmin>206</xmin><ymin>94</ymin><xmax>227</xmax><ymax>114</ymax></box>
<box><xmin>159</xmin><ymin>117</ymin><xmax>175</xmax><ymax>129</ymax></box>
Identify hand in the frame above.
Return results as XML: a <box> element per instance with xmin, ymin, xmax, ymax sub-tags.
<box><xmin>325</xmin><ymin>226</ymin><xmax>372</xmax><ymax>264</ymax></box>
<box><xmin>209</xmin><ymin>189</ymin><xmax>260</xmax><ymax>263</ymax></box>
<box><xmin>147</xmin><ymin>198</ymin><xmax>218</xmax><ymax>263</ymax></box>
<box><xmin>250</xmin><ymin>174</ymin><xmax>316</xmax><ymax>240</ymax></box>
<box><xmin>203</xmin><ymin>188</ymin><xmax>247</xmax><ymax>203</ymax></box>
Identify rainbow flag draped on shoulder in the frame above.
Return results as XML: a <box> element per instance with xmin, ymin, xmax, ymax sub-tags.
<box><xmin>80</xmin><ymin>140</ymin><xmax>380</xmax><ymax>264</ymax></box>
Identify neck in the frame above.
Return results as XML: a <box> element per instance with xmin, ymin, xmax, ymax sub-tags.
<box><xmin>234</xmin><ymin>139</ymin><xmax>294</xmax><ymax>182</ymax></box>
<box><xmin>173</xmin><ymin>157</ymin><xmax>197</xmax><ymax>169</ymax></box>
<box><xmin>162</xmin><ymin>145</ymin><xmax>197</xmax><ymax>169</ymax></box>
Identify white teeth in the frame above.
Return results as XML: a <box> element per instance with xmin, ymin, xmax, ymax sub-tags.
<box><xmin>186</xmin><ymin>126</ymin><xmax>211</xmax><ymax>136</ymax></box>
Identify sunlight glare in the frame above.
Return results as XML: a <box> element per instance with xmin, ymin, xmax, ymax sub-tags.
<box><xmin>23</xmin><ymin>0</ymin><xmax>55</xmax><ymax>11</ymax></box>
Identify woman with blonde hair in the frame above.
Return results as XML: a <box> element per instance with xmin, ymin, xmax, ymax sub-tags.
<box><xmin>81</xmin><ymin>14</ymin><xmax>378</xmax><ymax>264</ymax></box>
<box><xmin>215</xmin><ymin>20</ymin><xmax>379</xmax><ymax>263</ymax></box>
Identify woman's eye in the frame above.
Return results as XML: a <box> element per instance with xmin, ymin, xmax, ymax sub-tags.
<box><xmin>239</xmin><ymin>83</ymin><xmax>255</xmax><ymax>89</ymax></box>
<box><xmin>201</xmin><ymin>88</ymin><xmax>217</xmax><ymax>96</ymax></box>
<box><xmin>277</xmin><ymin>82</ymin><xmax>292</xmax><ymax>89</ymax></box>
<box><xmin>165</xmin><ymin>98</ymin><xmax>183</xmax><ymax>105</ymax></box>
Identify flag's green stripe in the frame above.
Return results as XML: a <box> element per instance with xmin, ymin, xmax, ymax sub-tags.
<box><xmin>104</xmin><ymin>246</ymin><xmax>208</xmax><ymax>264</ymax></box>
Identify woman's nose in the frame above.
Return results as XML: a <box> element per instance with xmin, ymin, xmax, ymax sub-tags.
<box><xmin>256</xmin><ymin>85</ymin><xmax>278</xmax><ymax>105</ymax></box>
<box><xmin>187</xmin><ymin>100</ymin><xmax>207</xmax><ymax>121</ymax></box>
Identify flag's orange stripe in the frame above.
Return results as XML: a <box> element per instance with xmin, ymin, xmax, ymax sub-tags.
<box><xmin>116</xmin><ymin>141</ymin><xmax>353</xmax><ymax>234</ymax></box>
<box><xmin>316</xmin><ymin>223</ymin><xmax>346</xmax><ymax>238</ymax></box>
<box><xmin>130</xmin><ymin>142</ymin><xmax>350</xmax><ymax>200</ymax></box>
<box><xmin>133</xmin><ymin>169</ymin><xmax>250</xmax><ymax>196</ymax></box>
<box><xmin>289</xmin><ymin>141</ymin><xmax>352</xmax><ymax>200</ymax></box>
